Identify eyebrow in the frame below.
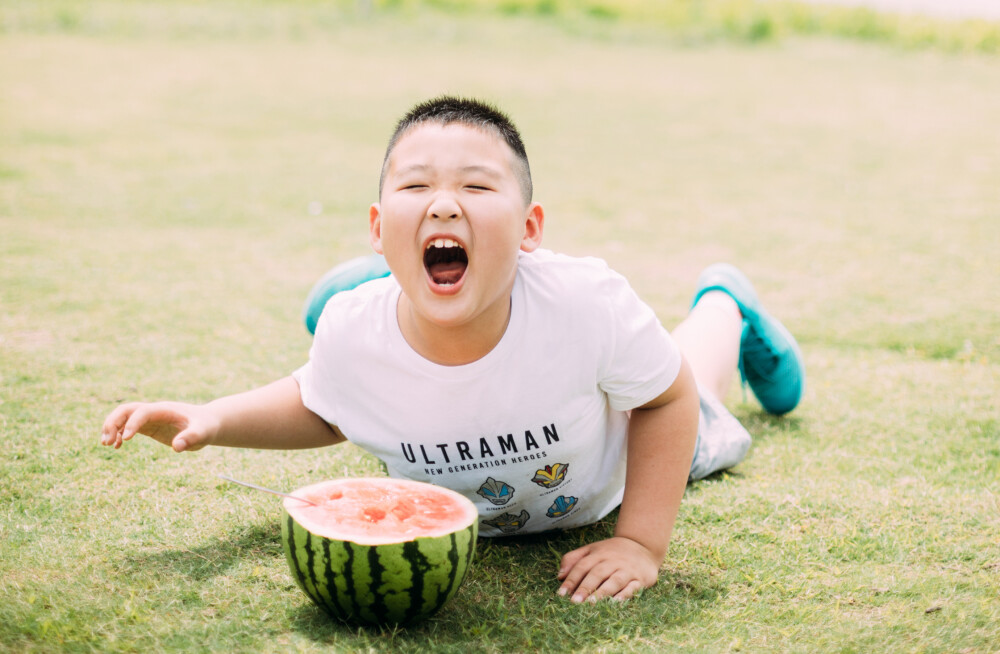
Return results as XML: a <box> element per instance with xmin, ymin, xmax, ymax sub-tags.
<box><xmin>394</xmin><ymin>164</ymin><xmax>431</xmax><ymax>176</ymax></box>
<box><xmin>393</xmin><ymin>164</ymin><xmax>503</xmax><ymax>178</ymax></box>
<box><xmin>459</xmin><ymin>165</ymin><xmax>503</xmax><ymax>178</ymax></box>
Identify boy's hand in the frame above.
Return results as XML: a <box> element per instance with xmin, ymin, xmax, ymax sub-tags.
<box><xmin>99</xmin><ymin>377</ymin><xmax>344</xmax><ymax>452</ymax></box>
<box><xmin>556</xmin><ymin>536</ymin><xmax>659</xmax><ymax>603</ymax></box>
<box><xmin>100</xmin><ymin>402</ymin><xmax>219</xmax><ymax>452</ymax></box>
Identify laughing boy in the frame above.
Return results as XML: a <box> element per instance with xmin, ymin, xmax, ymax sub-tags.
<box><xmin>101</xmin><ymin>96</ymin><xmax>805</xmax><ymax>603</ymax></box>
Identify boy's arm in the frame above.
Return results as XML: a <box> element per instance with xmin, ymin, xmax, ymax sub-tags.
<box><xmin>557</xmin><ymin>358</ymin><xmax>699</xmax><ymax>603</ymax></box>
<box><xmin>101</xmin><ymin>376</ymin><xmax>344</xmax><ymax>452</ymax></box>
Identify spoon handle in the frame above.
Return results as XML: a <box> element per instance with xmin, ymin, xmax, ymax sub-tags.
<box><xmin>217</xmin><ymin>474</ymin><xmax>318</xmax><ymax>506</ymax></box>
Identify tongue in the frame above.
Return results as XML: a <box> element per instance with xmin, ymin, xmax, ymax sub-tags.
<box><xmin>429</xmin><ymin>262</ymin><xmax>466</xmax><ymax>285</ymax></box>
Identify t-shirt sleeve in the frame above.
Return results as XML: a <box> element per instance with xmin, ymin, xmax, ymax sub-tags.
<box><xmin>596</xmin><ymin>266</ymin><xmax>683</xmax><ymax>411</ymax></box>
<box><xmin>292</xmin><ymin>302</ymin><xmax>342</xmax><ymax>428</ymax></box>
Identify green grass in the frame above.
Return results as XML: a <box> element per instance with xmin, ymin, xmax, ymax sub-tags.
<box><xmin>3</xmin><ymin>0</ymin><xmax>1000</xmax><ymax>53</ymax></box>
<box><xmin>2</xmin><ymin>2</ymin><xmax>999</xmax><ymax>652</ymax></box>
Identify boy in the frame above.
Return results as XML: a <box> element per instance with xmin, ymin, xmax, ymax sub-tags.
<box><xmin>101</xmin><ymin>96</ymin><xmax>805</xmax><ymax>604</ymax></box>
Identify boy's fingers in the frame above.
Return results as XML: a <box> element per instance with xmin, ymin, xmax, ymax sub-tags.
<box><xmin>557</xmin><ymin>548</ymin><xmax>598</xmax><ymax>596</ymax></box>
<box><xmin>590</xmin><ymin>570</ymin><xmax>635</xmax><ymax>602</ymax></box>
<box><xmin>101</xmin><ymin>404</ymin><xmax>130</xmax><ymax>437</ymax></box>
<box><xmin>570</xmin><ymin>561</ymin><xmax>618</xmax><ymax>603</ymax></box>
<box><xmin>560</xmin><ymin>558</ymin><xmax>610</xmax><ymax>603</ymax></box>
<box><xmin>557</xmin><ymin>545</ymin><xmax>590</xmax><ymax>580</ymax></box>
<box><xmin>120</xmin><ymin>405</ymin><xmax>153</xmax><ymax>442</ymax></box>
<box><xmin>569</xmin><ymin>574</ymin><xmax>602</xmax><ymax>603</ymax></box>
<box><xmin>612</xmin><ymin>580</ymin><xmax>644</xmax><ymax>602</ymax></box>
<box><xmin>101</xmin><ymin>403</ymin><xmax>137</xmax><ymax>446</ymax></box>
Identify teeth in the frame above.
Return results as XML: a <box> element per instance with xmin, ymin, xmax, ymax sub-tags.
<box><xmin>427</xmin><ymin>238</ymin><xmax>461</xmax><ymax>250</ymax></box>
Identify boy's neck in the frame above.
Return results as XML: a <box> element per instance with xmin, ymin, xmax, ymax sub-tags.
<box><xmin>396</xmin><ymin>293</ymin><xmax>513</xmax><ymax>366</ymax></box>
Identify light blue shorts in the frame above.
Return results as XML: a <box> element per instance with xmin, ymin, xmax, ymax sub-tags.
<box><xmin>688</xmin><ymin>389</ymin><xmax>752</xmax><ymax>481</ymax></box>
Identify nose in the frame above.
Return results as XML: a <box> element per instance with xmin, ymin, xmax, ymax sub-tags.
<box><xmin>428</xmin><ymin>192</ymin><xmax>461</xmax><ymax>220</ymax></box>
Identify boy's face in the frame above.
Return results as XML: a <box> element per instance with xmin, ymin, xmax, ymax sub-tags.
<box><xmin>370</xmin><ymin>122</ymin><xmax>543</xmax><ymax>335</ymax></box>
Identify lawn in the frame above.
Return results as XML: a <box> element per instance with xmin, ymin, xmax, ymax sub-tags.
<box><xmin>1</xmin><ymin>1</ymin><xmax>998</xmax><ymax>652</ymax></box>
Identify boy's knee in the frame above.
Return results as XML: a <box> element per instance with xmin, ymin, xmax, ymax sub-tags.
<box><xmin>688</xmin><ymin>397</ymin><xmax>752</xmax><ymax>481</ymax></box>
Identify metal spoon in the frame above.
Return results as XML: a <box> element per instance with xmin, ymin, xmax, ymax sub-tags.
<box><xmin>217</xmin><ymin>474</ymin><xmax>319</xmax><ymax>506</ymax></box>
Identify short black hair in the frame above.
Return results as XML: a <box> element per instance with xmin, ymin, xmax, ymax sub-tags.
<box><xmin>379</xmin><ymin>96</ymin><xmax>533</xmax><ymax>204</ymax></box>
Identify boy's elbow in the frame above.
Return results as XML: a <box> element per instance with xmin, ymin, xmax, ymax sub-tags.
<box><xmin>324</xmin><ymin>422</ymin><xmax>348</xmax><ymax>445</ymax></box>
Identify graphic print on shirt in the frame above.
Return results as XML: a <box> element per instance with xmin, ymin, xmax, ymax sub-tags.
<box><xmin>546</xmin><ymin>495</ymin><xmax>579</xmax><ymax>518</ymax></box>
<box><xmin>483</xmin><ymin>510</ymin><xmax>530</xmax><ymax>534</ymax></box>
<box><xmin>531</xmin><ymin>462</ymin><xmax>568</xmax><ymax>489</ymax></box>
<box><xmin>477</xmin><ymin>477</ymin><xmax>515</xmax><ymax>506</ymax></box>
<box><xmin>398</xmin><ymin>424</ymin><xmax>560</xmax><ymax>477</ymax></box>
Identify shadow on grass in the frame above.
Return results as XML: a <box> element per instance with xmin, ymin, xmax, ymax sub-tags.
<box><xmin>285</xmin><ymin>520</ymin><xmax>722</xmax><ymax>652</ymax></box>
<box><xmin>122</xmin><ymin>521</ymin><xmax>283</xmax><ymax>583</ymax></box>
<box><xmin>737</xmin><ymin>408</ymin><xmax>806</xmax><ymax>437</ymax></box>
<box><xmin>682</xmin><ymin>410</ymin><xmax>806</xmax><ymax>495</ymax></box>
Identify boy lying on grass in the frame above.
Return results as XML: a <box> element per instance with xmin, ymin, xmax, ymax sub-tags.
<box><xmin>101</xmin><ymin>96</ymin><xmax>805</xmax><ymax>603</ymax></box>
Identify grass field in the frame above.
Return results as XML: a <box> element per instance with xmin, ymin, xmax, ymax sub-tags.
<box><xmin>2</xmin><ymin>1</ymin><xmax>999</xmax><ymax>652</ymax></box>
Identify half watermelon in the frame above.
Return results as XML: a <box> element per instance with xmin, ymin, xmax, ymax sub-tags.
<box><xmin>282</xmin><ymin>477</ymin><xmax>478</xmax><ymax>625</ymax></box>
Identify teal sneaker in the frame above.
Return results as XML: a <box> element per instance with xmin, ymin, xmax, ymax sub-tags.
<box><xmin>691</xmin><ymin>264</ymin><xmax>805</xmax><ymax>415</ymax></box>
<box><xmin>302</xmin><ymin>254</ymin><xmax>391</xmax><ymax>335</ymax></box>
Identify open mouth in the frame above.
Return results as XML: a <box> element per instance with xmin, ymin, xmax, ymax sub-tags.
<box><xmin>424</xmin><ymin>238</ymin><xmax>468</xmax><ymax>287</ymax></box>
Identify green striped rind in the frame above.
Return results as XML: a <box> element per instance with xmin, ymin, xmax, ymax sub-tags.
<box><xmin>282</xmin><ymin>510</ymin><xmax>477</xmax><ymax>625</ymax></box>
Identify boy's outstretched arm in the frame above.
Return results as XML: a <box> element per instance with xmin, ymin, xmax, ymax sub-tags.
<box><xmin>557</xmin><ymin>359</ymin><xmax>700</xmax><ymax>603</ymax></box>
<box><xmin>100</xmin><ymin>376</ymin><xmax>344</xmax><ymax>452</ymax></box>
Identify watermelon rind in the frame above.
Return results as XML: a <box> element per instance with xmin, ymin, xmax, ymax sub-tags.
<box><xmin>281</xmin><ymin>478</ymin><xmax>478</xmax><ymax>626</ymax></box>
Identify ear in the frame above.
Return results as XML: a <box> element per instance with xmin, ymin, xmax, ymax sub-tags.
<box><xmin>519</xmin><ymin>202</ymin><xmax>545</xmax><ymax>253</ymax></box>
<box><xmin>369</xmin><ymin>203</ymin><xmax>384</xmax><ymax>254</ymax></box>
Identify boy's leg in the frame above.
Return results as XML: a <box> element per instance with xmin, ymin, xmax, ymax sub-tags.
<box><xmin>672</xmin><ymin>263</ymin><xmax>806</xmax><ymax>479</ymax></box>
<box><xmin>302</xmin><ymin>254</ymin><xmax>391</xmax><ymax>334</ymax></box>
<box><xmin>671</xmin><ymin>290</ymin><xmax>743</xmax><ymax>402</ymax></box>
<box><xmin>672</xmin><ymin>290</ymin><xmax>752</xmax><ymax>481</ymax></box>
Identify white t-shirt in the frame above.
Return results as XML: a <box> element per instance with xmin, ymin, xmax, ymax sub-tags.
<box><xmin>294</xmin><ymin>249</ymin><xmax>682</xmax><ymax>537</ymax></box>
